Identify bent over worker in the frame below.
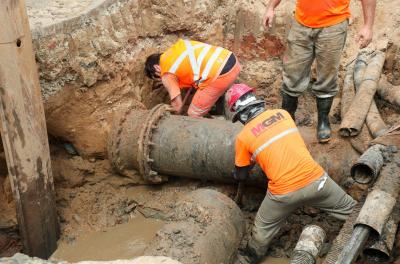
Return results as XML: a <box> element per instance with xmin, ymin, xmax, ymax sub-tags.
<box><xmin>227</xmin><ymin>84</ymin><xmax>356</xmax><ymax>263</ymax></box>
<box><xmin>263</xmin><ymin>0</ymin><xmax>376</xmax><ymax>142</ymax></box>
<box><xmin>145</xmin><ymin>39</ymin><xmax>241</xmax><ymax>117</ymax></box>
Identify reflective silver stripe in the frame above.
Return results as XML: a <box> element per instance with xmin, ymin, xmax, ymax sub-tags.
<box><xmin>184</xmin><ymin>40</ymin><xmax>200</xmax><ymax>81</ymax></box>
<box><xmin>251</xmin><ymin>127</ymin><xmax>298</xmax><ymax>162</ymax></box>
<box><xmin>195</xmin><ymin>44</ymin><xmax>212</xmax><ymax>82</ymax></box>
<box><xmin>168</xmin><ymin>40</ymin><xmax>225</xmax><ymax>85</ymax></box>
<box><xmin>168</xmin><ymin>43</ymin><xmax>205</xmax><ymax>74</ymax></box>
<box><xmin>200</xmin><ymin>47</ymin><xmax>223</xmax><ymax>83</ymax></box>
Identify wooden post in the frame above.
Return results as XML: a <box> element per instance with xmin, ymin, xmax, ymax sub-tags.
<box><xmin>0</xmin><ymin>0</ymin><xmax>59</xmax><ymax>259</ymax></box>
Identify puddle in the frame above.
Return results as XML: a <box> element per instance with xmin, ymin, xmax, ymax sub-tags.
<box><xmin>52</xmin><ymin>215</ymin><xmax>164</xmax><ymax>262</ymax></box>
<box><xmin>261</xmin><ymin>257</ymin><xmax>290</xmax><ymax>264</ymax></box>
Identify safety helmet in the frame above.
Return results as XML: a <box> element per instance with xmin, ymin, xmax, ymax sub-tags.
<box><xmin>226</xmin><ymin>84</ymin><xmax>265</xmax><ymax>123</ymax></box>
<box><xmin>227</xmin><ymin>83</ymin><xmax>255</xmax><ymax>111</ymax></box>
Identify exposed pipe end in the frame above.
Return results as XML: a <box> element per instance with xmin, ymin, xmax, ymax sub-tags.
<box><xmin>339</xmin><ymin>128</ymin><xmax>359</xmax><ymax>137</ymax></box>
<box><xmin>291</xmin><ymin>225</ymin><xmax>326</xmax><ymax>264</ymax></box>
<box><xmin>351</xmin><ymin>164</ymin><xmax>375</xmax><ymax>184</ymax></box>
<box><xmin>350</xmin><ymin>144</ymin><xmax>384</xmax><ymax>184</ymax></box>
<box><xmin>363</xmin><ymin>248</ymin><xmax>390</xmax><ymax>262</ymax></box>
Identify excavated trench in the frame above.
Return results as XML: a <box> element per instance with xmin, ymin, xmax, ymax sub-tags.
<box><xmin>1</xmin><ymin>0</ymin><xmax>400</xmax><ymax>264</ymax></box>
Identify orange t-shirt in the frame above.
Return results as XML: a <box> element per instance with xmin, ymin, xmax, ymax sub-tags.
<box><xmin>235</xmin><ymin>110</ymin><xmax>324</xmax><ymax>195</ymax></box>
<box><xmin>295</xmin><ymin>0</ymin><xmax>351</xmax><ymax>28</ymax></box>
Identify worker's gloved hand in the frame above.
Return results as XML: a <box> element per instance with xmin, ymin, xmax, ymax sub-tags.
<box><xmin>232</xmin><ymin>167</ymin><xmax>249</xmax><ymax>181</ymax></box>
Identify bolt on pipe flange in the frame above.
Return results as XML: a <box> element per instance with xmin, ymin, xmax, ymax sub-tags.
<box><xmin>137</xmin><ymin>104</ymin><xmax>173</xmax><ymax>183</ymax></box>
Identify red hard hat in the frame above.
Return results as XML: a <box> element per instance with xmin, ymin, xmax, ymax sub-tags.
<box><xmin>226</xmin><ymin>83</ymin><xmax>255</xmax><ymax>111</ymax></box>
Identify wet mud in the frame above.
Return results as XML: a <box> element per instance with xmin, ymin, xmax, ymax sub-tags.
<box><xmin>52</xmin><ymin>215</ymin><xmax>164</xmax><ymax>262</ymax></box>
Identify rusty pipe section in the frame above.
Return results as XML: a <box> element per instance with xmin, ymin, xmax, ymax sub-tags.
<box><xmin>290</xmin><ymin>225</ymin><xmax>326</xmax><ymax>264</ymax></box>
<box><xmin>340</xmin><ymin>51</ymin><xmax>386</xmax><ymax>137</ymax></box>
<box><xmin>363</xmin><ymin>213</ymin><xmax>398</xmax><ymax>262</ymax></box>
<box><xmin>353</xmin><ymin>51</ymin><xmax>388</xmax><ymax>138</ymax></box>
<box><xmin>336</xmin><ymin>152</ymin><xmax>400</xmax><ymax>263</ymax></box>
<box><xmin>341</xmin><ymin>62</ymin><xmax>355</xmax><ymax>117</ymax></box>
<box><xmin>378</xmin><ymin>76</ymin><xmax>400</xmax><ymax>110</ymax></box>
<box><xmin>144</xmin><ymin>189</ymin><xmax>244</xmax><ymax>264</ymax></box>
<box><xmin>350</xmin><ymin>144</ymin><xmax>385</xmax><ymax>184</ymax></box>
<box><xmin>108</xmin><ymin>105</ymin><xmax>359</xmax><ymax>184</ymax></box>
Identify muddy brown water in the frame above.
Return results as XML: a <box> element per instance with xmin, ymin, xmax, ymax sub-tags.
<box><xmin>50</xmin><ymin>211</ymin><xmax>317</xmax><ymax>264</ymax></box>
<box><xmin>261</xmin><ymin>257</ymin><xmax>290</xmax><ymax>263</ymax></box>
<box><xmin>51</xmin><ymin>215</ymin><xmax>164</xmax><ymax>262</ymax></box>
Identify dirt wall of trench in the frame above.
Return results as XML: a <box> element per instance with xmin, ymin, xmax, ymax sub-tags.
<box><xmin>29</xmin><ymin>0</ymin><xmax>289</xmax><ymax>157</ymax></box>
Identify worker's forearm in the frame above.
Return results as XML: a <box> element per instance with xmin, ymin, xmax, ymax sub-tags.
<box><xmin>360</xmin><ymin>0</ymin><xmax>376</xmax><ymax>28</ymax></box>
<box><xmin>267</xmin><ymin>0</ymin><xmax>281</xmax><ymax>11</ymax></box>
<box><xmin>162</xmin><ymin>74</ymin><xmax>181</xmax><ymax>100</ymax></box>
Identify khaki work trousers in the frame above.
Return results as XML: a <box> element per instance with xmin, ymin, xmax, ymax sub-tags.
<box><xmin>282</xmin><ymin>19</ymin><xmax>349</xmax><ymax>98</ymax></box>
<box><xmin>248</xmin><ymin>173</ymin><xmax>356</xmax><ymax>257</ymax></box>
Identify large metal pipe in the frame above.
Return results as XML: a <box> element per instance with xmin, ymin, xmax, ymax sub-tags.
<box><xmin>350</xmin><ymin>144</ymin><xmax>385</xmax><ymax>184</ymax></box>
<box><xmin>335</xmin><ymin>152</ymin><xmax>400</xmax><ymax>263</ymax></box>
<box><xmin>290</xmin><ymin>225</ymin><xmax>326</xmax><ymax>264</ymax></box>
<box><xmin>108</xmin><ymin>105</ymin><xmax>359</xmax><ymax>185</ymax></box>
<box><xmin>340</xmin><ymin>51</ymin><xmax>386</xmax><ymax>137</ymax></box>
<box><xmin>144</xmin><ymin>189</ymin><xmax>244</xmax><ymax>264</ymax></box>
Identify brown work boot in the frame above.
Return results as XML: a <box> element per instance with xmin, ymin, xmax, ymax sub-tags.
<box><xmin>316</xmin><ymin>97</ymin><xmax>334</xmax><ymax>143</ymax></box>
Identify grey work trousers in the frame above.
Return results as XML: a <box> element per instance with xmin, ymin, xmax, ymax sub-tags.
<box><xmin>282</xmin><ymin>19</ymin><xmax>349</xmax><ymax>98</ymax></box>
<box><xmin>248</xmin><ymin>173</ymin><xmax>356</xmax><ymax>257</ymax></box>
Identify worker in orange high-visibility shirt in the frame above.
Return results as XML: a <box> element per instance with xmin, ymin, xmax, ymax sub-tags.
<box><xmin>226</xmin><ymin>84</ymin><xmax>356</xmax><ymax>263</ymax></box>
<box><xmin>263</xmin><ymin>0</ymin><xmax>376</xmax><ymax>143</ymax></box>
<box><xmin>144</xmin><ymin>39</ymin><xmax>241</xmax><ymax>117</ymax></box>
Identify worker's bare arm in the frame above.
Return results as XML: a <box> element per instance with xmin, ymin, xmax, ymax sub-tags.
<box><xmin>357</xmin><ymin>0</ymin><xmax>376</xmax><ymax>48</ymax></box>
<box><xmin>263</xmin><ymin>0</ymin><xmax>282</xmax><ymax>29</ymax></box>
<box><xmin>161</xmin><ymin>73</ymin><xmax>183</xmax><ymax>113</ymax></box>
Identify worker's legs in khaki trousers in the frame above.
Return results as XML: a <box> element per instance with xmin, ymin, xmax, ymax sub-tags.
<box><xmin>313</xmin><ymin>20</ymin><xmax>348</xmax><ymax>98</ymax></box>
<box><xmin>281</xmin><ymin>19</ymin><xmax>348</xmax><ymax>98</ymax></box>
<box><xmin>247</xmin><ymin>173</ymin><xmax>356</xmax><ymax>258</ymax></box>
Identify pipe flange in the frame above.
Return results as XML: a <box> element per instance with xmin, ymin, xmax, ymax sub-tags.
<box><xmin>137</xmin><ymin>104</ymin><xmax>172</xmax><ymax>183</ymax></box>
<box><xmin>109</xmin><ymin>102</ymin><xmax>145</xmax><ymax>175</ymax></box>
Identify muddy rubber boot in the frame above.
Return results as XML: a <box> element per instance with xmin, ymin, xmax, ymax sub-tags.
<box><xmin>316</xmin><ymin>97</ymin><xmax>334</xmax><ymax>143</ymax></box>
<box><xmin>281</xmin><ymin>92</ymin><xmax>298</xmax><ymax>121</ymax></box>
<box><xmin>236</xmin><ymin>245</ymin><xmax>262</xmax><ymax>264</ymax></box>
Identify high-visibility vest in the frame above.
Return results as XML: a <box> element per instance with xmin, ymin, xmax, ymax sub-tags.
<box><xmin>160</xmin><ymin>39</ymin><xmax>232</xmax><ymax>89</ymax></box>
